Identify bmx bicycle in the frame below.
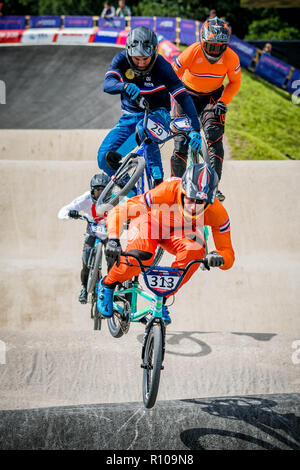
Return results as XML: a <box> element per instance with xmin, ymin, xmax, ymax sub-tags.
<box><xmin>107</xmin><ymin>250</ymin><xmax>210</xmax><ymax>409</ymax></box>
<box><xmin>96</xmin><ymin>95</ymin><xmax>209</xmax><ymax>264</ymax></box>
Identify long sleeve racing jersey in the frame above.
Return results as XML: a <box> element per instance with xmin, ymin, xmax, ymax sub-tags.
<box><xmin>103</xmin><ymin>50</ymin><xmax>200</xmax><ymax>131</ymax></box>
<box><xmin>172</xmin><ymin>43</ymin><xmax>241</xmax><ymax>105</ymax></box>
<box><xmin>106</xmin><ymin>178</ymin><xmax>235</xmax><ymax>270</ymax></box>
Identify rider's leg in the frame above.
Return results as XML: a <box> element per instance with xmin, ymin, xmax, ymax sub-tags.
<box><xmin>170</xmin><ymin>99</ymin><xmax>189</xmax><ymax>177</ymax></box>
<box><xmin>104</xmin><ymin>218</ymin><xmax>158</xmax><ymax>286</ymax></box>
<box><xmin>136</xmin><ymin>108</ymin><xmax>170</xmax><ymax>184</ymax></box>
<box><xmin>160</xmin><ymin>236</ymin><xmax>205</xmax><ymax>296</ymax></box>
<box><xmin>201</xmin><ymin>107</ymin><xmax>225</xmax><ymax>182</ymax></box>
<box><xmin>79</xmin><ymin>234</ymin><xmax>96</xmax><ymax>304</ymax></box>
<box><xmin>97</xmin><ymin>113</ymin><xmax>142</xmax><ymax>175</ymax></box>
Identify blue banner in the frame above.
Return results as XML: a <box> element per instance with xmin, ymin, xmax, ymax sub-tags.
<box><xmin>255</xmin><ymin>53</ymin><xmax>291</xmax><ymax>88</ymax></box>
<box><xmin>156</xmin><ymin>17</ymin><xmax>176</xmax><ymax>42</ymax></box>
<box><xmin>286</xmin><ymin>68</ymin><xmax>300</xmax><ymax>96</ymax></box>
<box><xmin>229</xmin><ymin>35</ymin><xmax>257</xmax><ymax>69</ymax></box>
<box><xmin>98</xmin><ymin>17</ymin><xmax>125</xmax><ymax>30</ymax></box>
<box><xmin>29</xmin><ymin>16</ymin><xmax>62</xmax><ymax>28</ymax></box>
<box><xmin>130</xmin><ymin>17</ymin><xmax>154</xmax><ymax>30</ymax></box>
<box><xmin>64</xmin><ymin>16</ymin><xmax>93</xmax><ymax>28</ymax></box>
<box><xmin>180</xmin><ymin>19</ymin><xmax>196</xmax><ymax>45</ymax></box>
<box><xmin>94</xmin><ymin>29</ymin><xmax>119</xmax><ymax>44</ymax></box>
<box><xmin>0</xmin><ymin>16</ymin><xmax>26</xmax><ymax>30</ymax></box>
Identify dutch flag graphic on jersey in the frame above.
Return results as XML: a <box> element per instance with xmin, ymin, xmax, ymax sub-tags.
<box><xmin>219</xmin><ymin>218</ymin><xmax>230</xmax><ymax>233</ymax></box>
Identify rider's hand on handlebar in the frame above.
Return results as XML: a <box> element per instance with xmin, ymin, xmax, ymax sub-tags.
<box><xmin>124</xmin><ymin>83</ymin><xmax>140</xmax><ymax>101</ymax></box>
<box><xmin>205</xmin><ymin>251</ymin><xmax>224</xmax><ymax>268</ymax></box>
<box><xmin>105</xmin><ymin>238</ymin><xmax>122</xmax><ymax>266</ymax></box>
<box><xmin>68</xmin><ymin>210</ymin><xmax>80</xmax><ymax>219</ymax></box>
<box><xmin>213</xmin><ymin>100</ymin><xmax>227</xmax><ymax>116</ymax></box>
<box><xmin>188</xmin><ymin>131</ymin><xmax>202</xmax><ymax>153</ymax></box>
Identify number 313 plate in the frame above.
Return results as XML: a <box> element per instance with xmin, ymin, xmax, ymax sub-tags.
<box><xmin>145</xmin><ymin>268</ymin><xmax>182</xmax><ymax>295</ymax></box>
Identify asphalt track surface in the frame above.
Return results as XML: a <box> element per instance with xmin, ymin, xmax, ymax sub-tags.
<box><xmin>0</xmin><ymin>45</ymin><xmax>300</xmax><ymax>450</ymax></box>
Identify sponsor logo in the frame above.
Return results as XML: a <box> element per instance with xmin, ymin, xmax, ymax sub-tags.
<box><xmin>197</xmin><ymin>191</ymin><xmax>208</xmax><ymax>200</ymax></box>
<box><xmin>125</xmin><ymin>68</ymin><xmax>135</xmax><ymax>80</ymax></box>
<box><xmin>144</xmin><ymin>82</ymin><xmax>154</xmax><ymax>87</ymax></box>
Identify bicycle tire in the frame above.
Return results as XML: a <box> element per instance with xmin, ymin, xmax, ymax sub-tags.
<box><xmin>107</xmin><ymin>281</ymin><xmax>131</xmax><ymax>338</ymax></box>
<box><xmin>142</xmin><ymin>324</ymin><xmax>163</xmax><ymax>409</ymax></box>
<box><xmin>87</xmin><ymin>243</ymin><xmax>103</xmax><ymax>294</ymax></box>
<box><xmin>96</xmin><ymin>156</ymin><xmax>145</xmax><ymax>215</ymax></box>
<box><xmin>92</xmin><ymin>299</ymin><xmax>102</xmax><ymax>330</ymax></box>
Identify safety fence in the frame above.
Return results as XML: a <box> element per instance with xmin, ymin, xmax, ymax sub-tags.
<box><xmin>0</xmin><ymin>14</ymin><xmax>299</xmax><ymax>96</ymax></box>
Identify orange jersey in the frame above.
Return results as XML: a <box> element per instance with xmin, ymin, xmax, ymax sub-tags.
<box><xmin>172</xmin><ymin>43</ymin><xmax>241</xmax><ymax>105</ymax></box>
<box><xmin>106</xmin><ymin>178</ymin><xmax>235</xmax><ymax>270</ymax></box>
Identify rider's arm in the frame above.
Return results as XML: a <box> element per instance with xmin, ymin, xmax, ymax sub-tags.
<box><xmin>103</xmin><ymin>53</ymin><xmax>126</xmax><ymax>95</ymax></box>
<box><xmin>57</xmin><ymin>191</ymin><xmax>92</xmax><ymax>220</ymax></box>
<box><xmin>106</xmin><ymin>180</ymin><xmax>180</xmax><ymax>237</ymax></box>
<box><xmin>161</xmin><ymin>57</ymin><xmax>200</xmax><ymax>131</ymax></box>
<box><xmin>205</xmin><ymin>199</ymin><xmax>235</xmax><ymax>270</ymax></box>
<box><xmin>219</xmin><ymin>49</ymin><xmax>241</xmax><ymax>105</ymax></box>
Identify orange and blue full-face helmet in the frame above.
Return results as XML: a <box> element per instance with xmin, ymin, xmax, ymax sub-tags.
<box><xmin>200</xmin><ymin>17</ymin><xmax>231</xmax><ymax>64</ymax></box>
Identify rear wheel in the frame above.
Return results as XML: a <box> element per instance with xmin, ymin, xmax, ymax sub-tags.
<box><xmin>96</xmin><ymin>156</ymin><xmax>145</xmax><ymax>214</ymax></box>
<box><xmin>142</xmin><ymin>324</ymin><xmax>163</xmax><ymax>409</ymax></box>
<box><xmin>92</xmin><ymin>300</ymin><xmax>102</xmax><ymax>331</ymax></box>
<box><xmin>107</xmin><ymin>282</ymin><xmax>131</xmax><ymax>338</ymax></box>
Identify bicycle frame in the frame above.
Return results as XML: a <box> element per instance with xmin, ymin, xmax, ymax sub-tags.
<box><xmin>112</xmin><ymin>251</ymin><xmax>209</xmax><ymax>324</ymax></box>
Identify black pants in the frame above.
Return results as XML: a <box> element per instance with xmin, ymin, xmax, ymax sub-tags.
<box><xmin>81</xmin><ymin>225</ymin><xmax>96</xmax><ymax>287</ymax></box>
<box><xmin>171</xmin><ymin>85</ymin><xmax>225</xmax><ymax>180</ymax></box>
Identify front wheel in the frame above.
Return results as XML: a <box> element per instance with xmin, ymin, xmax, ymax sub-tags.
<box><xmin>96</xmin><ymin>156</ymin><xmax>145</xmax><ymax>215</ymax></box>
<box><xmin>142</xmin><ymin>324</ymin><xmax>163</xmax><ymax>409</ymax></box>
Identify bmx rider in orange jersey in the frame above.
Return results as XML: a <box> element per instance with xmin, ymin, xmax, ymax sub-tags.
<box><xmin>171</xmin><ymin>17</ymin><xmax>241</xmax><ymax>201</ymax></box>
<box><xmin>97</xmin><ymin>163</ymin><xmax>235</xmax><ymax>325</ymax></box>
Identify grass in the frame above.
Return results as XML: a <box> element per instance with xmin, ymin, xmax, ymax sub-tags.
<box><xmin>226</xmin><ymin>69</ymin><xmax>300</xmax><ymax>160</ymax></box>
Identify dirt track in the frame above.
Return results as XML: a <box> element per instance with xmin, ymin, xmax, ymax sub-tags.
<box><xmin>0</xmin><ymin>45</ymin><xmax>299</xmax><ymax>449</ymax></box>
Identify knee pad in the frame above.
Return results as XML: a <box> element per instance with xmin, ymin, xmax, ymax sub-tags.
<box><xmin>174</xmin><ymin>133</ymin><xmax>189</xmax><ymax>155</ymax></box>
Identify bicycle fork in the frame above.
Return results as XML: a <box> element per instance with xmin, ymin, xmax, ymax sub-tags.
<box><xmin>141</xmin><ymin>296</ymin><xmax>166</xmax><ymax>370</ymax></box>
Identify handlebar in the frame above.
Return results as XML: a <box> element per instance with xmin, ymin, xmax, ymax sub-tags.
<box><xmin>118</xmin><ymin>250</ymin><xmax>210</xmax><ymax>274</ymax></box>
<box><xmin>134</xmin><ymin>95</ymin><xmax>191</xmax><ymax>145</ymax></box>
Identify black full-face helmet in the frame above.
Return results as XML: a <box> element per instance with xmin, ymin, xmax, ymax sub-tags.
<box><xmin>126</xmin><ymin>26</ymin><xmax>158</xmax><ymax>78</ymax></box>
<box><xmin>200</xmin><ymin>17</ymin><xmax>231</xmax><ymax>64</ymax></box>
<box><xmin>90</xmin><ymin>173</ymin><xmax>110</xmax><ymax>203</ymax></box>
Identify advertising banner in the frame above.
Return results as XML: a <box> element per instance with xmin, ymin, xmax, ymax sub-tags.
<box><xmin>94</xmin><ymin>29</ymin><xmax>119</xmax><ymax>44</ymax></box>
<box><xmin>64</xmin><ymin>16</ymin><xmax>93</xmax><ymax>28</ymax></box>
<box><xmin>255</xmin><ymin>53</ymin><xmax>291</xmax><ymax>88</ymax></box>
<box><xmin>130</xmin><ymin>17</ymin><xmax>154</xmax><ymax>30</ymax></box>
<box><xmin>286</xmin><ymin>68</ymin><xmax>300</xmax><ymax>97</ymax></box>
<box><xmin>29</xmin><ymin>16</ymin><xmax>62</xmax><ymax>28</ymax></box>
<box><xmin>0</xmin><ymin>16</ymin><xmax>26</xmax><ymax>30</ymax></box>
<box><xmin>56</xmin><ymin>28</ymin><xmax>96</xmax><ymax>44</ymax></box>
<box><xmin>98</xmin><ymin>17</ymin><xmax>125</xmax><ymax>30</ymax></box>
<box><xmin>229</xmin><ymin>34</ymin><xmax>257</xmax><ymax>69</ymax></box>
<box><xmin>0</xmin><ymin>30</ymin><xmax>23</xmax><ymax>43</ymax></box>
<box><xmin>158</xmin><ymin>40</ymin><xmax>180</xmax><ymax>64</ymax></box>
<box><xmin>21</xmin><ymin>28</ymin><xmax>59</xmax><ymax>44</ymax></box>
<box><xmin>156</xmin><ymin>17</ymin><xmax>176</xmax><ymax>42</ymax></box>
<box><xmin>180</xmin><ymin>19</ymin><xmax>196</xmax><ymax>45</ymax></box>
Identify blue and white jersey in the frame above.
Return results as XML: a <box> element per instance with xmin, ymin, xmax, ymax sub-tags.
<box><xmin>103</xmin><ymin>51</ymin><xmax>200</xmax><ymax>131</ymax></box>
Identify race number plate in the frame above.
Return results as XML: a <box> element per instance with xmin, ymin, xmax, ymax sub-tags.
<box><xmin>91</xmin><ymin>222</ymin><xmax>107</xmax><ymax>239</ymax></box>
<box><xmin>145</xmin><ymin>268</ymin><xmax>182</xmax><ymax>295</ymax></box>
<box><xmin>146</xmin><ymin>117</ymin><xmax>170</xmax><ymax>143</ymax></box>
<box><xmin>171</xmin><ymin>116</ymin><xmax>193</xmax><ymax>132</ymax></box>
